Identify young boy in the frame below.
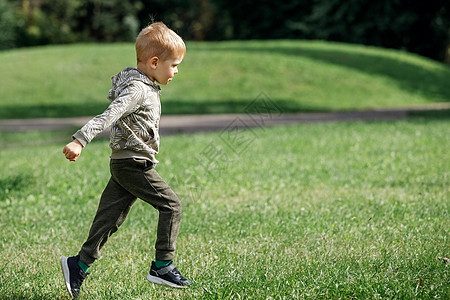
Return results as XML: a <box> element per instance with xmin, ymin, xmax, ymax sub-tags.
<box><xmin>60</xmin><ymin>22</ymin><xmax>191</xmax><ymax>298</ymax></box>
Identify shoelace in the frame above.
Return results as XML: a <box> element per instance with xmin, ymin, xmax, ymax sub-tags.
<box><xmin>171</xmin><ymin>268</ymin><xmax>188</xmax><ymax>281</ymax></box>
<box><xmin>172</xmin><ymin>268</ymin><xmax>181</xmax><ymax>275</ymax></box>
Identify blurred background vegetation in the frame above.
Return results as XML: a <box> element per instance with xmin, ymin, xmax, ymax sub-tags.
<box><xmin>0</xmin><ymin>0</ymin><xmax>449</xmax><ymax>62</ymax></box>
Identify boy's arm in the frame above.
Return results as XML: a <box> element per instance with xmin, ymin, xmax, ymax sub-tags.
<box><xmin>70</xmin><ymin>83</ymin><xmax>144</xmax><ymax>148</ymax></box>
<box><xmin>62</xmin><ymin>139</ymin><xmax>83</xmax><ymax>161</ymax></box>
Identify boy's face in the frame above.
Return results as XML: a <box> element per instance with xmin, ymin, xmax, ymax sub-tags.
<box><xmin>152</xmin><ymin>56</ymin><xmax>183</xmax><ymax>85</ymax></box>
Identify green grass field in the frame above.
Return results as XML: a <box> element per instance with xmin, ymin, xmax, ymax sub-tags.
<box><xmin>0</xmin><ymin>118</ymin><xmax>448</xmax><ymax>299</ymax></box>
<box><xmin>1</xmin><ymin>40</ymin><xmax>449</xmax><ymax>118</ymax></box>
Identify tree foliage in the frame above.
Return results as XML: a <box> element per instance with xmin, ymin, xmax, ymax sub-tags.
<box><xmin>0</xmin><ymin>0</ymin><xmax>17</xmax><ymax>49</ymax></box>
<box><xmin>0</xmin><ymin>0</ymin><xmax>449</xmax><ymax>61</ymax></box>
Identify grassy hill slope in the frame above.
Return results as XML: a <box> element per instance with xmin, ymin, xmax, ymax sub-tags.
<box><xmin>0</xmin><ymin>40</ymin><xmax>449</xmax><ymax>118</ymax></box>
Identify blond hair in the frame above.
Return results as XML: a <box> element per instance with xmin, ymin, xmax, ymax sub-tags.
<box><xmin>136</xmin><ymin>22</ymin><xmax>186</xmax><ymax>63</ymax></box>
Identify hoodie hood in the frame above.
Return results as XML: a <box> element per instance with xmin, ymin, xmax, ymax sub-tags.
<box><xmin>108</xmin><ymin>67</ymin><xmax>161</xmax><ymax>102</ymax></box>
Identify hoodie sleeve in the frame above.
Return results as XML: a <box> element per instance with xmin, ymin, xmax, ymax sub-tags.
<box><xmin>73</xmin><ymin>82</ymin><xmax>145</xmax><ymax>146</ymax></box>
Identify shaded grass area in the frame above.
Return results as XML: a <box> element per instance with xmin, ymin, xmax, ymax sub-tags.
<box><xmin>0</xmin><ymin>119</ymin><xmax>448</xmax><ymax>299</ymax></box>
<box><xmin>0</xmin><ymin>40</ymin><xmax>449</xmax><ymax>119</ymax></box>
<box><xmin>0</xmin><ymin>99</ymin><xmax>325</xmax><ymax>119</ymax></box>
<box><xmin>407</xmin><ymin>108</ymin><xmax>450</xmax><ymax>119</ymax></box>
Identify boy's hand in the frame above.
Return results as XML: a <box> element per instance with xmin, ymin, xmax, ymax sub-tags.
<box><xmin>63</xmin><ymin>139</ymin><xmax>83</xmax><ymax>162</ymax></box>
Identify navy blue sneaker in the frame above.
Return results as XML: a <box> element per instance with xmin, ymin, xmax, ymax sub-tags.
<box><xmin>60</xmin><ymin>255</ymin><xmax>89</xmax><ymax>298</ymax></box>
<box><xmin>146</xmin><ymin>261</ymin><xmax>191</xmax><ymax>288</ymax></box>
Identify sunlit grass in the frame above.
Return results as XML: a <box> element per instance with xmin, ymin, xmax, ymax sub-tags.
<box><xmin>0</xmin><ymin>118</ymin><xmax>448</xmax><ymax>299</ymax></box>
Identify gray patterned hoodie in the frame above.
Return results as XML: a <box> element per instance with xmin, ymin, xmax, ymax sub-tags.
<box><xmin>73</xmin><ymin>67</ymin><xmax>162</xmax><ymax>165</ymax></box>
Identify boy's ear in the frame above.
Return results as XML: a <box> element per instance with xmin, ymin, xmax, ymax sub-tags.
<box><xmin>149</xmin><ymin>56</ymin><xmax>159</xmax><ymax>69</ymax></box>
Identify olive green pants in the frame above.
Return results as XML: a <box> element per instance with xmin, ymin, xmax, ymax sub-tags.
<box><xmin>79</xmin><ymin>158</ymin><xmax>182</xmax><ymax>266</ymax></box>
